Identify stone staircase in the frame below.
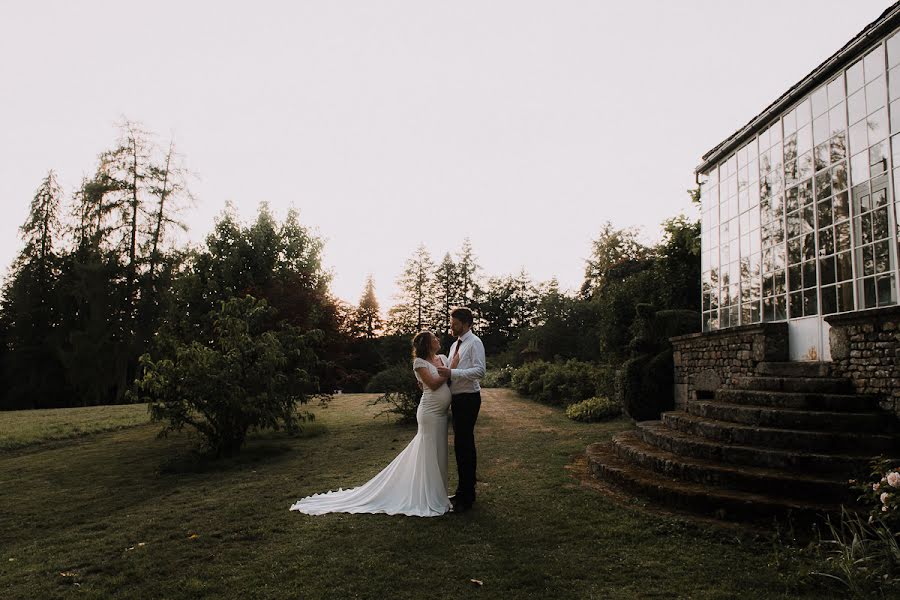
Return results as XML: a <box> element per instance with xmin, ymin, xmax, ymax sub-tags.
<box><xmin>587</xmin><ymin>361</ymin><xmax>900</xmax><ymax>523</ymax></box>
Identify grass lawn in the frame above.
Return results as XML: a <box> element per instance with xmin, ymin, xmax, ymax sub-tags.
<box><xmin>0</xmin><ymin>403</ymin><xmax>152</xmax><ymax>451</ymax></box>
<box><xmin>0</xmin><ymin>389</ymin><xmax>820</xmax><ymax>599</ymax></box>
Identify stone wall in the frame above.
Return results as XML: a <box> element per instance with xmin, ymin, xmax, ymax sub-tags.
<box><xmin>670</xmin><ymin>323</ymin><xmax>789</xmax><ymax>410</ymax></box>
<box><xmin>826</xmin><ymin>306</ymin><xmax>900</xmax><ymax>413</ymax></box>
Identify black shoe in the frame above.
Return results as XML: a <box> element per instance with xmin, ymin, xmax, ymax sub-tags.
<box><xmin>451</xmin><ymin>502</ymin><xmax>472</xmax><ymax>514</ymax></box>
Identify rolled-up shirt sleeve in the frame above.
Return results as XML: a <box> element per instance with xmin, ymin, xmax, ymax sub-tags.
<box><xmin>451</xmin><ymin>338</ymin><xmax>486</xmax><ymax>382</ymax></box>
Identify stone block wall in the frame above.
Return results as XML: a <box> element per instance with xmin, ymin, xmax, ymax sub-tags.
<box><xmin>669</xmin><ymin>323</ymin><xmax>789</xmax><ymax>410</ymax></box>
<box><xmin>826</xmin><ymin>306</ymin><xmax>900</xmax><ymax>413</ymax></box>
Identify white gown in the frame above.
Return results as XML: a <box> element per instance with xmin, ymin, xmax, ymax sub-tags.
<box><xmin>290</xmin><ymin>355</ymin><xmax>452</xmax><ymax>517</ymax></box>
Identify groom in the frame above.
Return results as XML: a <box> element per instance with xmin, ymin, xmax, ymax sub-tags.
<box><xmin>437</xmin><ymin>307</ymin><xmax>485</xmax><ymax>514</ymax></box>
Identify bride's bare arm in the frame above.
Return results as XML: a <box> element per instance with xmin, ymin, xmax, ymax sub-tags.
<box><xmin>415</xmin><ymin>367</ymin><xmax>447</xmax><ymax>391</ymax></box>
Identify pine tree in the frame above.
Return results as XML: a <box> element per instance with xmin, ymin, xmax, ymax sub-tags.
<box><xmin>388</xmin><ymin>244</ymin><xmax>439</xmax><ymax>335</ymax></box>
<box><xmin>456</xmin><ymin>237</ymin><xmax>481</xmax><ymax>308</ymax></box>
<box><xmin>354</xmin><ymin>275</ymin><xmax>382</xmax><ymax>339</ymax></box>
<box><xmin>433</xmin><ymin>253</ymin><xmax>459</xmax><ymax>336</ymax></box>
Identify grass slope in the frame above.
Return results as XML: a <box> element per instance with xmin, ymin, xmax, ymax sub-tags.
<box><xmin>0</xmin><ymin>391</ymin><xmax>816</xmax><ymax>599</ymax></box>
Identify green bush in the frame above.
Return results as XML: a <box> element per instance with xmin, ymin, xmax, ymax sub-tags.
<box><xmin>565</xmin><ymin>396</ymin><xmax>622</xmax><ymax>422</ymax></box>
<box><xmin>511</xmin><ymin>359</ymin><xmax>607</xmax><ymax>406</ymax></box>
<box><xmin>482</xmin><ymin>365</ymin><xmax>517</xmax><ymax>388</ymax></box>
<box><xmin>366</xmin><ymin>362</ymin><xmax>421</xmax><ymax>424</ymax></box>
<box><xmin>130</xmin><ymin>296</ymin><xmax>321</xmax><ymax>457</ymax></box>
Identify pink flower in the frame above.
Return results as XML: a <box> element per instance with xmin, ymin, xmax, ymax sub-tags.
<box><xmin>874</xmin><ymin>482</ymin><xmax>881</xmax><ymax>491</ymax></box>
<box><xmin>887</xmin><ymin>472</ymin><xmax>900</xmax><ymax>488</ymax></box>
<box><xmin>883</xmin><ymin>506</ymin><xmax>889</xmax><ymax>512</ymax></box>
<box><xmin>880</xmin><ymin>492</ymin><xmax>890</xmax><ymax>504</ymax></box>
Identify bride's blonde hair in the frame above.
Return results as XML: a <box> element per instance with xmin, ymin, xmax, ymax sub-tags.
<box><xmin>412</xmin><ymin>331</ymin><xmax>435</xmax><ymax>359</ymax></box>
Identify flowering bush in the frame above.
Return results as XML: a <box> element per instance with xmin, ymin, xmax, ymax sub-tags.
<box><xmin>854</xmin><ymin>457</ymin><xmax>900</xmax><ymax>528</ymax></box>
<box><xmin>482</xmin><ymin>365</ymin><xmax>517</xmax><ymax>388</ymax></box>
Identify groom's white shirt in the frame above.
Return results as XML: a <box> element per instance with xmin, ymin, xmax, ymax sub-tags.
<box><xmin>448</xmin><ymin>330</ymin><xmax>486</xmax><ymax>394</ymax></box>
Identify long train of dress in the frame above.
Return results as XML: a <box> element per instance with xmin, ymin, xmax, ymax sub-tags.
<box><xmin>289</xmin><ymin>356</ymin><xmax>452</xmax><ymax>517</ymax></box>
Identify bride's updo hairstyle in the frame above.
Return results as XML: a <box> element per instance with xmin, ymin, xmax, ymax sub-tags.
<box><xmin>412</xmin><ymin>331</ymin><xmax>435</xmax><ymax>359</ymax></box>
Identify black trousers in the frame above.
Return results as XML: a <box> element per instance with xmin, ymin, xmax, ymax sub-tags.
<box><xmin>451</xmin><ymin>391</ymin><xmax>481</xmax><ymax>503</ymax></box>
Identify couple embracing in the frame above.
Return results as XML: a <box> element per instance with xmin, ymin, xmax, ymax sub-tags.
<box><xmin>290</xmin><ymin>307</ymin><xmax>486</xmax><ymax>517</ymax></box>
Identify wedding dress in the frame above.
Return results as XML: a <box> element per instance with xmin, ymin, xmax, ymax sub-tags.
<box><xmin>289</xmin><ymin>355</ymin><xmax>452</xmax><ymax>517</ymax></box>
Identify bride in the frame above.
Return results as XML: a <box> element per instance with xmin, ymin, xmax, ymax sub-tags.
<box><xmin>289</xmin><ymin>330</ymin><xmax>452</xmax><ymax>517</ymax></box>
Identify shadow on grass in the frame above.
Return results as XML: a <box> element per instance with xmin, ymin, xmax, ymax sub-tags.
<box><xmin>157</xmin><ymin>422</ymin><xmax>329</xmax><ymax>475</ymax></box>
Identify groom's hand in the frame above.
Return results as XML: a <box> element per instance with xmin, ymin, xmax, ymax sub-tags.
<box><xmin>436</xmin><ymin>366</ymin><xmax>451</xmax><ymax>378</ymax></box>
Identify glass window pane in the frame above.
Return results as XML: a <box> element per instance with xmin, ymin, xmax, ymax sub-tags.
<box><xmin>822</xmin><ymin>285</ymin><xmax>838</xmax><ymax>314</ymax></box>
<box><xmin>815</xmin><ymin>142</ymin><xmax>830</xmax><ymax>171</ymax></box>
<box><xmin>891</xmin><ymin>99</ymin><xmax>900</xmax><ymax>134</ymax></box>
<box><xmin>813</xmin><ymin>114</ymin><xmax>829</xmax><ymax>145</ymax></box>
<box><xmin>870</xmin><ymin>140</ymin><xmax>889</xmax><ymax>177</ymax></box>
<box><xmin>783</xmin><ymin>109</ymin><xmax>797</xmax><ymax>134</ymax></box>
<box><xmin>829</xmin><ymin>74</ymin><xmax>846</xmax><ymax>107</ymax></box>
<box><xmin>837</xmin><ymin>281</ymin><xmax>854</xmax><ymax>311</ymax></box>
<box><xmin>796</xmin><ymin>99</ymin><xmax>811</xmax><ymax>128</ymax></box>
<box><xmin>834</xmin><ymin>191</ymin><xmax>850</xmax><ymax>222</ymax></box>
<box><xmin>818</xmin><ymin>199</ymin><xmax>833</xmax><ymax>228</ymax></box>
<box><xmin>837</xmin><ymin>250</ymin><xmax>853</xmax><ymax>280</ymax></box>
<box><xmin>831</xmin><ymin>132</ymin><xmax>848</xmax><ymax>162</ymax></box>
<box><xmin>812</xmin><ymin>86</ymin><xmax>829</xmax><ymax>117</ymax></box>
<box><xmin>889</xmin><ymin>33</ymin><xmax>900</xmax><ymax>69</ymax></box>
<box><xmin>830</xmin><ymin>104</ymin><xmax>847</xmax><ymax>135</ymax></box>
<box><xmin>847</xmin><ymin>59</ymin><xmax>865</xmax><ymax>93</ymax></box>
<box><xmin>868</xmin><ymin>107</ymin><xmax>888</xmax><ymax>143</ymax></box>
<box><xmin>850</xmin><ymin>119</ymin><xmax>868</xmax><ymax>153</ymax></box>
<box><xmin>851</xmin><ymin>150</ymin><xmax>870</xmax><ymax>184</ymax></box>
<box><xmin>863</xmin><ymin>276</ymin><xmax>877</xmax><ymax>308</ymax></box>
<box><xmin>784</xmin><ymin>133</ymin><xmax>797</xmax><ymax>162</ymax></box>
<box><xmin>890</xmin><ymin>66</ymin><xmax>900</xmax><ymax>100</ymax></box>
<box><xmin>849</xmin><ymin>88</ymin><xmax>867</xmax><ymax>124</ymax></box>
<box><xmin>865</xmin><ymin>47</ymin><xmax>885</xmax><ymax>82</ymax></box>
<box><xmin>832</xmin><ymin>161</ymin><xmax>848</xmax><ymax>193</ymax></box>
<box><xmin>797</xmin><ymin>124</ymin><xmax>812</xmax><ymax>156</ymax></box>
<box><xmin>820</xmin><ymin>256</ymin><xmax>837</xmax><ymax>286</ymax></box>
<box><xmin>804</xmin><ymin>287</ymin><xmax>818</xmax><ymax>315</ymax></box>
<box><xmin>819</xmin><ymin>227</ymin><xmax>835</xmax><ymax>256</ymax></box>
<box><xmin>877</xmin><ymin>274</ymin><xmax>897</xmax><ymax>305</ymax></box>
<box><xmin>866</xmin><ymin>77</ymin><xmax>887</xmax><ymax>114</ymax></box>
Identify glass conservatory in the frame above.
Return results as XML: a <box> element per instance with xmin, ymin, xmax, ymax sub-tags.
<box><xmin>697</xmin><ymin>5</ymin><xmax>900</xmax><ymax>360</ymax></box>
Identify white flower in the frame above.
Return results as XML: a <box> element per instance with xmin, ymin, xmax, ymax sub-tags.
<box><xmin>887</xmin><ymin>472</ymin><xmax>900</xmax><ymax>488</ymax></box>
<box><xmin>880</xmin><ymin>492</ymin><xmax>890</xmax><ymax>504</ymax></box>
<box><xmin>883</xmin><ymin>506</ymin><xmax>889</xmax><ymax>512</ymax></box>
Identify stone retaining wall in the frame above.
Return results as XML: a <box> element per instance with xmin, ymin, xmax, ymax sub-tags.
<box><xmin>670</xmin><ymin>323</ymin><xmax>789</xmax><ymax>410</ymax></box>
<box><xmin>826</xmin><ymin>306</ymin><xmax>900</xmax><ymax>413</ymax></box>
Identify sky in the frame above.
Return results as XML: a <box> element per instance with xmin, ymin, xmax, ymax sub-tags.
<box><xmin>0</xmin><ymin>0</ymin><xmax>893</xmax><ymax>309</ymax></box>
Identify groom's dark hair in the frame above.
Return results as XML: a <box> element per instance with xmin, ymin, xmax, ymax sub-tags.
<box><xmin>450</xmin><ymin>307</ymin><xmax>474</xmax><ymax>326</ymax></box>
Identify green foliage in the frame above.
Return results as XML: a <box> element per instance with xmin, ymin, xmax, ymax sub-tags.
<box><xmin>366</xmin><ymin>362</ymin><xmax>421</xmax><ymax>424</ymax></box>
<box><xmin>482</xmin><ymin>365</ymin><xmax>517</xmax><ymax>388</ymax></box>
<box><xmin>854</xmin><ymin>457</ymin><xmax>900</xmax><ymax>530</ymax></box>
<box><xmin>565</xmin><ymin>396</ymin><xmax>622</xmax><ymax>422</ymax></box>
<box><xmin>131</xmin><ymin>296</ymin><xmax>322</xmax><ymax>457</ymax></box>
<box><xmin>511</xmin><ymin>359</ymin><xmax>607</xmax><ymax>406</ymax></box>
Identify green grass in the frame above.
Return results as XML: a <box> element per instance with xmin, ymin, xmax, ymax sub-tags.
<box><xmin>0</xmin><ymin>403</ymin><xmax>152</xmax><ymax>451</ymax></box>
<box><xmin>0</xmin><ymin>390</ymin><xmax>821</xmax><ymax>599</ymax></box>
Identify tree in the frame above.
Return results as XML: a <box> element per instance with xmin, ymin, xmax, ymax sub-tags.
<box><xmin>1</xmin><ymin>172</ymin><xmax>68</xmax><ymax>408</ymax></box>
<box><xmin>580</xmin><ymin>222</ymin><xmax>651</xmax><ymax>298</ymax></box>
<box><xmin>433</xmin><ymin>253</ymin><xmax>459</xmax><ymax>336</ymax></box>
<box><xmin>476</xmin><ymin>269</ymin><xmax>540</xmax><ymax>354</ymax></box>
<box><xmin>456</xmin><ymin>238</ymin><xmax>481</xmax><ymax>308</ymax></box>
<box><xmin>388</xmin><ymin>244</ymin><xmax>439</xmax><ymax>335</ymax></box>
<box><xmin>131</xmin><ymin>296</ymin><xmax>321</xmax><ymax>457</ymax></box>
<box><xmin>354</xmin><ymin>275</ymin><xmax>383</xmax><ymax>339</ymax></box>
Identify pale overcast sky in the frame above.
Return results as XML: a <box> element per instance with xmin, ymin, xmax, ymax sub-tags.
<box><xmin>0</xmin><ymin>1</ymin><xmax>892</xmax><ymax>307</ymax></box>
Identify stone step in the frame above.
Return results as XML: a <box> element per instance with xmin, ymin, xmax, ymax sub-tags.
<box><xmin>635</xmin><ymin>420</ymin><xmax>880</xmax><ymax>474</ymax></box>
<box><xmin>586</xmin><ymin>442</ymin><xmax>843</xmax><ymax>523</ymax></box>
<box><xmin>687</xmin><ymin>400</ymin><xmax>894</xmax><ymax>433</ymax></box>
<box><xmin>715</xmin><ymin>388</ymin><xmax>878</xmax><ymax>412</ymax></box>
<box><xmin>661</xmin><ymin>412</ymin><xmax>897</xmax><ymax>453</ymax></box>
<box><xmin>610</xmin><ymin>430</ymin><xmax>850</xmax><ymax>503</ymax></box>
<box><xmin>732</xmin><ymin>376</ymin><xmax>853</xmax><ymax>394</ymax></box>
<box><xmin>757</xmin><ymin>362</ymin><xmax>832</xmax><ymax>378</ymax></box>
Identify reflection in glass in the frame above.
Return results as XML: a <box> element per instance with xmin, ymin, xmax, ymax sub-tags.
<box><xmin>830</xmin><ymin>104</ymin><xmax>847</xmax><ymax>135</ymax></box>
<box><xmin>831</xmin><ymin>132</ymin><xmax>847</xmax><ymax>162</ymax></box>
<box><xmin>822</xmin><ymin>285</ymin><xmax>838</xmax><ymax>314</ymax></box>
<box><xmin>812</xmin><ymin>86</ymin><xmax>828</xmax><ymax>117</ymax></box>
<box><xmin>866</xmin><ymin>77</ymin><xmax>887</xmax><ymax>114</ymax></box>
<box><xmin>891</xmin><ymin>99</ymin><xmax>900</xmax><ymax>134</ymax></box>
<box><xmin>870</xmin><ymin>140</ymin><xmax>889</xmax><ymax>176</ymax></box>
<box><xmin>850</xmin><ymin>119</ymin><xmax>868</xmax><ymax>153</ymax></box>
<box><xmin>836</xmin><ymin>222</ymin><xmax>852</xmax><ymax>252</ymax></box>
<box><xmin>868</xmin><ymin>107</ymin><xmax>888</xmax><ymax>143</ymax></box>
<box><xmin>851</xmin><ymin>150</ymin><xmax>870</xmax><ymax>185</ymax></box>
<box><xmin>849</xmin><ymin>89</ymin><xmax>867</xmax><ymax>124</ymax></box>
<box><xmin>837</xmin><ymin>250</ymin><xmax>853</xmax><ymax>281</ymax></box>
<box><xmin>815</xmin><ymin>142</ymin><xmax>830</xmax><ymax>171</ymax></box>
<box><xmin>814</xmin><ymin>114</ymin><xmax>829</xmax><ymax>145</ymax></box>
<box><xmin>834</xmin><ymin>191</ymin><xmax>850</xmax><ymax>222</ymax></box>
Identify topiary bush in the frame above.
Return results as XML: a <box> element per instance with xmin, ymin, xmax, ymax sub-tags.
<box><xmin>565</xmin><ymin>396</ymin><xmax>622</xmax><ymax>422</ymax></box>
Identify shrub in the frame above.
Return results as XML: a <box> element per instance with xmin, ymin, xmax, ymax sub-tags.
<box><xmin>131</xmin><ymin>296</ymin><xmax>321</xmax><ymax>457</ymax></box>
<box><xmin>565</xmin><ymin>396</ymin><xmax>622</xmax><ymax>422</ymax></box>
<box><xmin>511</xmin><ymin>359</ymin><xmax>607</xmax><ymax>406</ymax></box>
<box><xmin>482</xmin><ymin>365</ymin><xmax>516</xmax><ymax>388</ymax></box>
<box><xmin>366</xmin><ymin>361</ymin><xmax>421</xmax><ymax>424</ymax></box>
